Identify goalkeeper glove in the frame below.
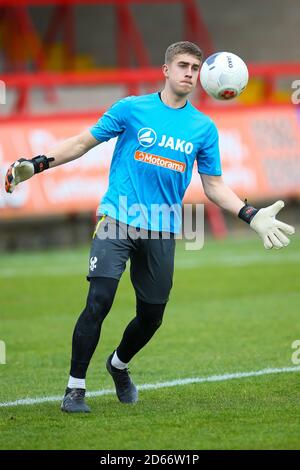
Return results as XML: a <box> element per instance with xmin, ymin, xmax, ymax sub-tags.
<box><xmin>238</xmin><ymin>200</ymin><xmax>295</xmax><ymax>249</ymax></box>
<box><xmin>5</xmin><ymin>155</ymin><xmax>54</xmax><ymax>193</ymax></box>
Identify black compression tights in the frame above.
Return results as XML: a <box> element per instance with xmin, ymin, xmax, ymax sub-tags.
<box><xmin>70</xmin><ymin>277</ymin><xmax>166</xmax><ymax>378</ymax></box>
<box><xmin>116</xmin><ymin>298</ymin><xmax>166</xmax><ymax>363</ymax></box>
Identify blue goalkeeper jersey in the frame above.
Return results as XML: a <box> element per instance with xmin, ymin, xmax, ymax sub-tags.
<box><xmin>90</xmin><ymin>92</ymin><xmax>221</xmax><ymax>233</ymax></box>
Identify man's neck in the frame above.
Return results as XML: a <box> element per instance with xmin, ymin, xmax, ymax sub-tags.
<box><xmin>160</xmin><ymin>89</ymin><xmax>188</xmax><ymax>109</ymax></box>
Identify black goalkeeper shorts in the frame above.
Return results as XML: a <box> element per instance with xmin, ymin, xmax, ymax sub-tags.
<box><xmin>87</xmin><ymin>215</ymin><xmax>176</xmax><ymax>304</ymax></box>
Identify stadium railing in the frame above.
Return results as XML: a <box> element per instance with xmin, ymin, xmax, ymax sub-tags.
<box><xmin>1</xmin><ymin>63</ymin><xmax>300</xmax><ymax>118</ymax></box>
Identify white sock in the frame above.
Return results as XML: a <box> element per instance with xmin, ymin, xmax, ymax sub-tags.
<box><xmin>111</xmin><ymin>351</ymin><xmax>128</xmax><ymax>370</ymax></box>
<box><xmin>68</xmin><ymin>375</ymin><xmax>86</xmax><ymax>389</ymax></box>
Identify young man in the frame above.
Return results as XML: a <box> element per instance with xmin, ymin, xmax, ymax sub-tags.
<box><xmin>5</xmin><ymin>42</ymin><xmax>295</xmax><ymax>413</ymax></box>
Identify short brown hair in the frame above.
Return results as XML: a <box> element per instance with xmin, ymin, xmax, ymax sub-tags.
<box><xmin>165</xmin><ymin>41</ymin><xmax>203</xmax><ymax>64</ymax></box>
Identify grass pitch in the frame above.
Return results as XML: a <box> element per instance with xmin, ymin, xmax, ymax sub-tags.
<box><xmin>0</xmin><ymin>233</ymin><xmax>299</xmax><ymax>450</ymax></box>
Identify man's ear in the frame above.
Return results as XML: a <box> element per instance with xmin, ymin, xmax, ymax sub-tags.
<box><xmin>162</xmin><ymin>64</ymin><xmax>169</xmax><ymax>79</ymax></box>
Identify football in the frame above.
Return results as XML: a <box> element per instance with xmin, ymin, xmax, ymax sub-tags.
<box><xmin>200</xmin><ymin>52</ymin><xmax>249</xmax><ymax>100</ymax></box>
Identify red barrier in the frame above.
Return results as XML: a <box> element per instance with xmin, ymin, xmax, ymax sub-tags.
<box><xmin>1</xmin><ymin>63</ymin><xmax>300</xmax><ymax>117</ymax></box>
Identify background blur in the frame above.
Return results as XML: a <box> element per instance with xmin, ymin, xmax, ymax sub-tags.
<box><xmin>0</xmin><ymin>0</ymin><xmax>299</xmax><ymax>250</ymax></box>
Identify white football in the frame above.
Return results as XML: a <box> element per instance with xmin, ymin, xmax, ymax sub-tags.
<box><xmin>200</xmin><ymin>52</ymin><xmax>249</xmax><ymax>100</ymax></box>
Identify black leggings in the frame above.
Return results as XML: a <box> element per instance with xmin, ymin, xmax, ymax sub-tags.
<box><xmin>70</xmin><ymin>277</ymin><xmax>166</xmax><ymax>378</ymax></box>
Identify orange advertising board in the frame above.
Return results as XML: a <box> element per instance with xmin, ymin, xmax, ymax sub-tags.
<box><xmin>186</xmin><ymin>105</ymin><xmax>300</xmax><ymax>202</ymax></box>
<box><xmin>0</xmin><ymin>117</ymin><xmax>115</xmax><ymax>218</ymax></box>
<box><xmin>1</xmin><ymin>106</ymin><xmax>300</xmax><ymax>219</ymax></box>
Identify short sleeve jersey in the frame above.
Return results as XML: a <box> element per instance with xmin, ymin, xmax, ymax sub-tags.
<box><xmin>90</xmin><ymin>92</ymin><xmax>221</xmax><ymax>233</ymax></box>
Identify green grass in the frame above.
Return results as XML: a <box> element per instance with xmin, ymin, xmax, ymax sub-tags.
<box><xmin>0</xmin><ymin>233</ymin><xmax>300</xmax><ymax>450</ymax></box>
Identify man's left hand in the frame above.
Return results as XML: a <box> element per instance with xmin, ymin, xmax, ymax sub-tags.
<box><xmin>250</xmin><ymin>200</ymin><xmax>295</xmax><ymax>249</ymax></box>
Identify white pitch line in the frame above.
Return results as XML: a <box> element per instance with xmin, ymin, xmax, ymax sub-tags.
<box><xmin>0</xmin><ymin>366</ymin><xmax>299</xmax><ymax>408</ymax></box>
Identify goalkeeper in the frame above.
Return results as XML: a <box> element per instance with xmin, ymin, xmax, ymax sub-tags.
<box><xmin>5</xmin><ymin>41</ymin><xmax>295</xmax><ymax>413</ymax></box>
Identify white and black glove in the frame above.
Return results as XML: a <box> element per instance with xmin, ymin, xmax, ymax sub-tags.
<box><xmin>238</xmin><ymin>200</ymin><xmax>295</xmax><ymax>249</ymax></box>
<box><xmin>5</xmin><ymin>155</ymin><xmax>54</xmax><ymax>193</ymax></box>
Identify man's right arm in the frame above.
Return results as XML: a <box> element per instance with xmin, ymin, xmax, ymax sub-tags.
<box><xmin>5</xmin><ymin>130</ymin><xmax>100</xmax><ymax>193</ymax></box>
<box><xmin>47</xmin><ymin>130</ymin><xmax>99</xmax><ymax>168</ymax></box>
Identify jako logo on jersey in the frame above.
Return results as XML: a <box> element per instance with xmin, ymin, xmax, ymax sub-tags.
<box><xmin>158</xmin><ymin>135</ymin><xmax>193</xmax><ymax>154</ymax></box>
<box><xmin>138</xmin><ymin>128</ymin><xmax>157</xmax><ymax>147</ymax></box>
<box><xmin>138</xmin><ymin>128</ymin><xmax>194</xmax><ymax>154</ymax></box>
<box><xmin>134</xmin><ymin>151</ymin><xmax>186</xmax><ymax>173</ymax></box>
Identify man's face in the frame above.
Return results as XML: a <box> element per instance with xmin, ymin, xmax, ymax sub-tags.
<box><xmin>164</xmin><ymin>53</ymin><xmax>201</xmax><ymax>96</ymax></box>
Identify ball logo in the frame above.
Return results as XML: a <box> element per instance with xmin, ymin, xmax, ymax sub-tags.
<box><xmin>205</xmin><ymin>52</ymin><xmax>221</xmax><ymax>70</ymax></box>
<box><xmin>219</xmin><ymin>89</ymin><xmax>237</xmax><ymax>99</ymax></box>
<box><xmin>138</xmin><ymin>128</ymin><xmax>157</xmax><ymax>148</ymax></box>
<box><xmin>226</xmin><ymin>55</ymin><xmax>233</xmax><ymax>68</ymax></box>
